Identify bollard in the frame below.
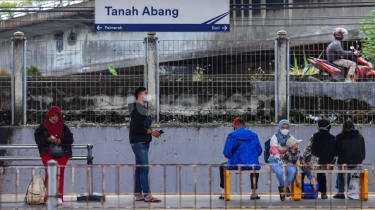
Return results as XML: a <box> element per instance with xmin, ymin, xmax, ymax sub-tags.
<box><xmin>47</xmin><ymin>160</ymin><xmax>57</xmax><ymax>210</ymax></box>
<box><xmin>224</xmin><ymin>169</ymin><xmax>231</xmax><ymax>201</ymax></box>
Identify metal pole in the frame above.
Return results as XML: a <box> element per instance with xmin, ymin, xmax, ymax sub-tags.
<box><xmin>47</xmin><ymin>160</ymin><xmax>57</xmax><ymax>210</ymax></box>
<box><xmin>274</xmin><ymin>38</ymin><xmax>279</xmax><ymax>123</ymax></box>
<box><xmin>144</xmin><ymin>37</ymin><xmax>148</xmax><ymax>89</ymax></box>
<box><xmin>155</xmin><ymin>37</ymin><xmax>160</xmax><ymax>123</ymax></box>
<box><xmin>23</xmin><ymin>38</ymin><xmax>27</xmax><ymax>125</ymax></box>
<box><xmin>286</xmin><ymin>38</ymin><xmax>290</xmax><ymax>121</ymax></box>
<box><xmin>11</xmin><ymin>38</ymin><xmax>14</xmax><ymax>125</ymax></box>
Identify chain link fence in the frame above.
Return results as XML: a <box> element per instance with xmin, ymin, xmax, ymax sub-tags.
<box><xmin>0</xmin><ymin>38</ymin><xmax>374</xmax><ymax>125</ymax></box>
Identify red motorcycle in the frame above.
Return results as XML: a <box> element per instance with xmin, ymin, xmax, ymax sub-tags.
<box><xmin>303</xmin><ymin>46</ymin><xmax>375</xmax><ymax>82</ymax></box>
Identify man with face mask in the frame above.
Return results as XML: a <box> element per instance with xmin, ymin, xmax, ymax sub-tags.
<box><xmin>219</xmin><ymin>117</ymin><xmax>262</xmax><ymax>200</ymax></box>
<box><xmin>128</xmin><ymin>87</ymin><xmax>162</xmax><ymax>202</ymax></box>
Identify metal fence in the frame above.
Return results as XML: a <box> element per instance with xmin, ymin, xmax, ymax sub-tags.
<box><xmin>1</xmin><ymin>38</ymin><xmax>375</xmax><ymax>125</ymax></box>
<box><xmin>0</xmin><ymin>164</ymin><xmax>375</xmax><ymax>209</ymax></box>
<box><xmin>26</xmin><ymin>40</ymin><xmax>145</xmax><ymax>124</ymax></box>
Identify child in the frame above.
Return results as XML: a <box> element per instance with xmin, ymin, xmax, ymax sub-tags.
<box><xmin>283</xmin><ymin>137</ymin><xmax>316</xmax><ymax>191</ymax></box>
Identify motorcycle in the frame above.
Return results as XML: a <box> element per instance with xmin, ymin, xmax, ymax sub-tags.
<box><xmin>302</xmin><ymin>45</ymin><xmax>375</xmax><ymax>82</ymax></box>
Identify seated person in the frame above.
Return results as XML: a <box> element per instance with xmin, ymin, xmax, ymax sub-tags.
<box><xmin>219</xmin><ymin>118</ymin><xmax>262</xmax><ymax>200</ymax></box>
<box><xmin>283</xmin><ymin>137</ymin><xmax>316</xmax><ymax>192</ymax></box>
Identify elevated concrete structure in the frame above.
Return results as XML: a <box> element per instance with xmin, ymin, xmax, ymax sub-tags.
<box><xmin>0</xmin><ymin>0</ymin><xmax>372</xmax><ymax>74</ymax></box>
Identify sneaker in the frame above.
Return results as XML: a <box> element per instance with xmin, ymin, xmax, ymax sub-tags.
<box><xmin>345</xmin><ymin>78</ymin><xmax>352</xmax><ymax>83</ymax></box>
<box><xmin>333</xmin><ymin>193</ymin><xmax>345</xmax><ymax>199</ymax></box>
<box><xmin>57</xmin><ymin>198</ymin><xmax>63</xmax><ymax>205</ymax></box>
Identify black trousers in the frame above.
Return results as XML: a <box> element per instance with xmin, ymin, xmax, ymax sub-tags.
<box><xmin>301</xmin><ymin>173</ymin><xmax>327</xmax><ymax>193</ymax></box>
<box><xmin>219</xmin><ymin>162</ymin><xmax>259</xmax><ymax>189</ymax></box>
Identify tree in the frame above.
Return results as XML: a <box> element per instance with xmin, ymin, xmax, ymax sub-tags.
<box><xmin>359</xmin><ymin>9</ymin><xmax>375</xmax><ymax>63</ymax></box>
<box><xmin>0</xmin><ymin>2</ymin><xmax>17</xmax><ymax>17</ymax></box>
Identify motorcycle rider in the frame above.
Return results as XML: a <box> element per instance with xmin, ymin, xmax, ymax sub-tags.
<box><xmin>326</xmin><ymin>28</ymin><xmax>359</xmax><ymax>82</ymax></box>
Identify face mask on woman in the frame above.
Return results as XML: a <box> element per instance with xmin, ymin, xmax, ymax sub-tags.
<box><xmin>280</xmin><ymin>129</ymin><xmax>289</xmax><ymax>136</ymax></box>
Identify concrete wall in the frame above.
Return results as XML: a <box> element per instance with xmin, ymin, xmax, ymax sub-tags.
<box><xmin>1</xmin><ymin>79</ymin><xmax>375</xmax><ymax>125</ymax></box>
<box><xmin>1</xmin><ymin>125</ymin><xmax>374</xmax><ymax>195</ymax></box>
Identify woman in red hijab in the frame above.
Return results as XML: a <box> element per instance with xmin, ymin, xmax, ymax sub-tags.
<box><xmin>34</xmin><ymin>106</ymin><xmax>74</xmax><ymax>205</ymax></box>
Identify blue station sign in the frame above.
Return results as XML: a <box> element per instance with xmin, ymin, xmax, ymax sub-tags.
<box><xmin>95</xmin><ymin>0</ymin><xmax>230</xmax><ymax>32</ymax></box>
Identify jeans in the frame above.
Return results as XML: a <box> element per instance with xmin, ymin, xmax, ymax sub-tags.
<box><xmin>131</xmin><ymin>142</ymin><xmax>150</xmax><ymax>196</ymax></box>
<box><xmin>269</xmin><ymin>161</ymin><xmax>296</xmax><ymax>187</ymax></box>
<box><xmin>336</xmin><ymin>166</ymin><xmax>360</xmax><ymax>193</ymax></box>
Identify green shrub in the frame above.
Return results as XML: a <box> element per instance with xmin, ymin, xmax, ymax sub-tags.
<box><xmin>27</xmin><ymin>65</ymin><xmax>41</xmax><ymax>76</ymax></box>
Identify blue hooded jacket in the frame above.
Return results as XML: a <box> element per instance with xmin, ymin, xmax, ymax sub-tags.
<box><xmin>223</xmin><ymin>127</ymin><xmax>262</xmax><ymax>170</ymax></box>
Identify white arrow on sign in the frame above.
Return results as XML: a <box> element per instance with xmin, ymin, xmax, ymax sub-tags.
<box><xmin>223</xmin><ymin>26</ymin><xmax>227</xmax><ymax>31</ymax></box>
<box><xmin>97</xmin><ymin>25</ymin><xmax>102</xmax><ymax>31</ymax></box>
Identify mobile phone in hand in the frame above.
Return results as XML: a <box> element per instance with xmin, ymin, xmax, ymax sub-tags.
<box><xmin>159</xmin><ymin>130</ymin><xmax>164</xmax><ymax>134</ymax></box>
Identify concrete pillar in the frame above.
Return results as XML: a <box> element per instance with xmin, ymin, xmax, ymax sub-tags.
<box><xmin>275</xmin><ymin>30</ymin><xmax>289</xmax><ymax>123</ymax></box>
<box><xmin>11</xmin><ymin>31</ymin><xmax>26</xmax><ymax>126</ymax></box>
<box><xmin>146</xmin><ymin>32</ymin><xmax>157</xmax><ymax>117</ymax></box>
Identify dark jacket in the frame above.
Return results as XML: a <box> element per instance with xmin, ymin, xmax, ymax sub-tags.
<box><xmin>336</xmin><ymin>129</ymin><xmax>366</xmax><ymax>166</ymax></box>
<box><xmin>326</xmin><ymin>39</ymin><xmax>353</xmax><ymax>62</ymax></box>
<box><xmin>34</xmin><ymin>124</ymin><xmax>74</xmax><ymax>158</ymax></box>
<box><xmin>311</xmin><ymin>130</ymin><xmax>338</xmax><ymax>164</ymax></box>
<box><xmin>129</xmin><ymin>102</ymin><xmax>152</xmax><ymax>144</ymax></box>
<box><xmin>223</xmin><ymin>127</ymin><xmax>262</xmax><ymax>170</ymax></box>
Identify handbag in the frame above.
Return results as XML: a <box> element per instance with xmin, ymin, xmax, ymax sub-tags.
<box><xmin>347</xmin><ymin>173</ymin><xmax>360</xmax><ymax>199</ymax></box>
<box><xmin>49</xmin><ymin>144</ymin><xmax>63</xmax><ymax>157</ymax></box>
<box><xmin>307</xmin><ymin>154</ymin><xmax>320</xmax><ymax>170</ymax></box>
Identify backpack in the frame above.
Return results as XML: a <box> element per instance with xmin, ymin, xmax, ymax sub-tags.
<box><xmin>264</xmin><ymin>139</ymin><xmax>271</xmax><ymax>163</ymax></box>
<box><xmin>24</xmin><ymin>173</ymin><xmax>46</xmax><ymax>205</ymax></box>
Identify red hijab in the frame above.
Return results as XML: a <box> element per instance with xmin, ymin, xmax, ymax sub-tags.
<box><xmin>43</xmin><ymin>106</ymin><xmax>64</xmax><ymax>138</ymax></box>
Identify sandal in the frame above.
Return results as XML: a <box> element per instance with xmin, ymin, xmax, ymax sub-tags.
<box><xmin>135</xmin><ymin>195</ymin><xmax>144</xmax><ymax>201</ymax></box>
<box><xmin>286</xmin><ymin>187</ymin><xmax>291</xmax><ymax>197</ymax></box>
<box><xmin>144</xmin><ymin>196</ymin><xmax>162</xmax><ymax>203</ymax></box>
<box><xmin>278</xmin><ymin>186</ymin><xmax>285</xmax><ymax>201</ymax></box>
<box><xmin>250</xmin><ymin>194</ymin><xmax>260</xmax><ymax>200</ymax></box>
<box><xmin>321</xmin><ymin>194</ymin><xmax>328</xmax><ymax>199</ymax></box>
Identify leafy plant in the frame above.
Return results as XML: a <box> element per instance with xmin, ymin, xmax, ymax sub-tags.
<box><xmin>291</xmin><ymin>50</ymin><xmax>324</xmax><ymax>75</ymax></box>
<box><xmin>192</xmin><ymin>65</ymin><xmax>205</xmax><ymax>81</ymax></box>
<box><xmin>27</xmin><ymin>65</ymin><xmax>41</xmax><ymax>76</ymax></box>
<box><xmin>108</xmin><ymin>65</ymin><xmax>118</xmax><ymax>76</ymax></box>
<box><xmin>291</xmin><ymin>52</ymin><xmax>300</xmax><ymax>75</ymax></box>
<box><xmin>249</xmin><ymin>67</ymin><xmax>265</xmax><ymax>81</ymax></box>
<box><xmin>359</xmin><ymin>8</ymin><xmax>375</xmax><ymax>64</ymax></box>
<box><xmin>0</xmin><ymin>68</ymin><xmax>10</xmax><ymax>76</ymax></box>
<box><xmin>304</xmin><ymin>51</ymin><xmax>324</xmax><ymax>75</ymax></box>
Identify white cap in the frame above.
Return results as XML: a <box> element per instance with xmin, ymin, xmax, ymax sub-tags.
<box><xmin>286</xmin><ymin>137</ymin><xmax>302</xmax><ymax>148</ymax></box>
